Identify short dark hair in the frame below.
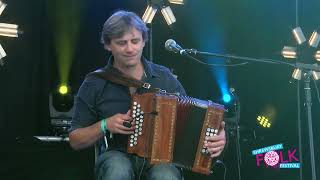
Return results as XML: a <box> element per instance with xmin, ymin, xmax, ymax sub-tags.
<box><xmin>101</xmin><ymin>10</ymin><xmax>149</xmax><ymax>44</ymax></box>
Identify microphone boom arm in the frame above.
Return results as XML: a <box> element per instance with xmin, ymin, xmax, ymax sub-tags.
<box><xmin>185</xmin><ymin>49</ymin><xmax>293</xmax><ymax>66</ymax></box>
<box><xmin>184</xmin><ymin>49</ymin><xmax>320</xmax><ymax>72</ymax></box>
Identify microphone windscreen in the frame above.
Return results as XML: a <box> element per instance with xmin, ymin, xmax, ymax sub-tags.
<box><xmin>165</xmin><ymin>39</ymin><xmax>176</xmax><ymax>50</ymax></box>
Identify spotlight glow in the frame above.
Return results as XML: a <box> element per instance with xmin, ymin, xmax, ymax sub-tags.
<box><xmin>223</xmin><ymin>94</ymin><xmax>231</xmax><ymax>103</ymax></box>
<box><xmin>58</xmin><ymin>85</ymin><xmax>68</xmax><ymax>95</ymax></box>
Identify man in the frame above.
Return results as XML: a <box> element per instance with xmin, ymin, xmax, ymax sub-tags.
<box><xmin>69</xmin><ymin>10</ymin><xmax>226</xmax><ymax>180</ymax></box>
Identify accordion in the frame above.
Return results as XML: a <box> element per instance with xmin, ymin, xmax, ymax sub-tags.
<box><xmin>127</xmin><ymin>92</ymin><xmax>225</xmax><ymax>175</ymax></box>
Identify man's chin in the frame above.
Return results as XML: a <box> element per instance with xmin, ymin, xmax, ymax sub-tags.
<box><xmin>124</xmin><ymin>58</ymin><xmax>140</xmax><ymax>67</ymax></box>
<box><xmin>125</xmin><ymin>63</ymin><xmax>138</xmax><ymax>68</ymax></box>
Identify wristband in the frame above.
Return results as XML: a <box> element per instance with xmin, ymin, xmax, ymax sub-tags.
<box><xmin>100</xmin><ymin>118</ymin><xmax>107</xmax><ymax>134</ymax></box>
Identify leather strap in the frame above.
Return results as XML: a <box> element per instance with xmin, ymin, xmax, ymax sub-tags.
<box><xmin>88</xmin><ymin>66</ymin><xmax>161</xmax><ymax>93</ymax></box>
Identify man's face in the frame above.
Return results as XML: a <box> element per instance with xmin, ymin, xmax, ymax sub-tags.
<box><xmin>105</xmin><ymin>27</ymin><xmax>145</xmax><ymax>68</ymax></box>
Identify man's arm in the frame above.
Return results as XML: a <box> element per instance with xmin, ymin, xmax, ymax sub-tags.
<box><xmin>69</xmin><ymin>121</ymin><xmax>103</xmax><ymax>150</ymax></box>
<box><xmin>69</xmin><ymin>111</ymin><xmax>135</xmax><ymax>150</ymax></box>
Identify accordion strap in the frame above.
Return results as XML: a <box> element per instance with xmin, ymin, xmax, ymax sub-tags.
<box><xmin>88</xmin><ymin>67</ymin><xmax>161</xmax><ymax>92</ymax></box>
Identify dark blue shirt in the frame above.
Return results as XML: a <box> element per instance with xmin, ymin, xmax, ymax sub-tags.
<box><xmin>70</xmin><ymin>57</ymin><xmax>186</xmax><ymax>155</ymax></box>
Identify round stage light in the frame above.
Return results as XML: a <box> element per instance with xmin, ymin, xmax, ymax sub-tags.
<box><xmin>58</xmin><ymin>85</ymin><xmax>68</xmax><ymax>95</ymax></box>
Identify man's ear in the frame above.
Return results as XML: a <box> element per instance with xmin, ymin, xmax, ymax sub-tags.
<box><xmin>142</xmin><ymin>40</ymin><xmax>146</xmax><ymax>48</ymax></box>
<box><xmin>104</xmin><ymin>44</ymin><xmax>111</xmax><ymax>51</ymax></box>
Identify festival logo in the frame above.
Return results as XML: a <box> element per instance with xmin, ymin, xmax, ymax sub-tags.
<box><xmin>252</xmin><ymin>144</ymin><xmax>300</xmax><ymax>168</ymax></box>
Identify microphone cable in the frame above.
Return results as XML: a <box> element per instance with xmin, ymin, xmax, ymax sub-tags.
<box><xmin>180</xmin><ymin>50</ymin><xmax>248</xmax><ymax>67</ymax></box>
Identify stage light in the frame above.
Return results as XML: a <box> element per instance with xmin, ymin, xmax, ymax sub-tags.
<box><xmin>58</xmin><ymin>85</ymin><xmax>69</xmax><ymax>95</ymax></box>
<box><xmin>0</xmin><ymin>2</ymin><xmax>21</xmax><ymax>66</ymax></box>
<box><xmin>292</xmin><ymin>68</ymin><xmax>302</xmax><ymax>80</ymax></box>
<box><xmin>0</xmin><ymin>23</ymin><xmax>19</xmax><ymax>37</ymax></box>
<box><xmin>161</xmin><ymin>6</ymin><xmax>176</xmax><ymax>25</ymax></box>
<box><xmin>257</xmin><ymin>116</ymin><xmax>271</xmax><ymax>128</ymax></box>
<box><xmin>311</xmin><ymin>71</ymin><xmax>320</xmax><ymax>80</ymax></box>
<box><xmin>281</xmin><ymin>46</ymin><xmax>297</xmax><ymax>59</ymax></box>
<box><xmin>142</xmin><ymin>0</ymin><xmax>183</xmax><ymax>25</ymax></box>
<box><xmin>168</xmin><ymin>0</ymin><xmax>184</xmax><ymax>5</ymax></box>
<box><xmin>0</xmin><ymin>1</ymin><xmax>6</xmax><ymax>15</ymax></box>
<box><xmin>308</xmin><ymin>31</ymin><xmax>320</xmax><ymax>48</ymax></box>
<box><xmin>0</xmin><ymin>43</ymin><xmax>6</xmax><ymax>65</ymax></box>
<box><xmin>49</xmin><ymin>85</ymin><xmax>75</xmax><ymax>136</ymax></box>
<box><xmin>292</xmin><ymin>27</ymin><xmax>306</xmax><ymax>45</ymax></box>
<box><xmin>222</xmin><ymin>94</ymin><xmax>231</xmax><ymax>103</ymax></box>
<box><xmin>142</xmin><ymin>5</ymin><xmax>157</xmax><ymax>24</ymax></box>
<box><xmin>283</xmin><ymin>27</ymin><xmax>320</xmax><ymax>83</ymax></box>
<box><xmin>315</xmin><ymin>50</ymin><xmax>320</xmax><ymax>61</ymax></box>
<box><xmin>52</xmin><ymin>86</ymin><xmax>74</xmax><ymax>112</ymax></box>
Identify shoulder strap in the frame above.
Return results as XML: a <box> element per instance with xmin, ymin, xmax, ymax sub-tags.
<box><xmin>88</xmin><ymin>67</ymin><xmax>161</xmax><ymax>92</ymax></box>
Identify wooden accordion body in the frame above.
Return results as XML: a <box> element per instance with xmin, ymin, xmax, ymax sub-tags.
<box><xmin>127</xmin><ymin>92</ymin><xmax>225</xmax><ymax>175</ymax></box>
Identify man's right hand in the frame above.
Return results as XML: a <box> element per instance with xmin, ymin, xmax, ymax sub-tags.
<box><xmin>106</xmin><ymin>110</ymin><xmax>135</xmax><ymax>134</ymax></box>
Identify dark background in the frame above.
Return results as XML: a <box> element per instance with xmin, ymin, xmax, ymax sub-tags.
<box><xmin>1</xmin><ymin>0</ymin><xmax>320</xmax><ymax>179</ymax></box>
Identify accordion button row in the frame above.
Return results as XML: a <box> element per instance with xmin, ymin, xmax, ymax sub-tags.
<box><xmin>129</xmin><ymin>102</ymin><xmax>145</xmax><ymax>147</ymax></box>
<box><xmin>201</xmin><ymin>127</ymin><xmax>219</xmax><ymax>154</ymax></box>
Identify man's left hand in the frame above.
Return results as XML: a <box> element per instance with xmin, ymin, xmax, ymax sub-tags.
<box><xmin>204</xmin><ymin>121</ymin><xmax>226</xmax><ymax>158</ymax></box>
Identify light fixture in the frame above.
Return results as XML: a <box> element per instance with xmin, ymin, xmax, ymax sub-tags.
<box><xmin>0</xmin><ymin>2</ymin><xmax>21</xmax><ymax>66</ymax></box>
<box><xmin>142</xmin><ymin>5</ymin><xmax>157</xmax><ymax>24</ymax></box>
<box><xmin>0</xmin><ymin>23</ymin><xmax>19</xmax><ymax>37</ymax></box>
<box><xmin>58</xmin><ymin>84</ymin><xmax>69</xmax><ymax>95</ymax></box>
<box><xmin>50</xmin><ymin>85</ymin><xmax>74</xmax><ymax>113</ymax></box>
<box><xmin>168</xmin><ymin>0</ymin><xmax>184</xmax><ymax>5</ymax></box>
<box><xmin>311</xmin><ymin>71</ymin><xmax>320</xmax><ymax>80</ymax></box>
<box><xmin>315</xmin><ymin>50</ymin><xmax>320</xmax><ymax>61</ymax></box>
<box><xmin>49</xmin><ymin>88</ymin><xmax>75</xmax><ymax>136</ymax></box>
<box><xmin>161</xmin><ymin>6</ymin><xmax>176</xmax><ymax>25</ymax></box>
<box><xmin>283</xmin><ymin>27</ymin><xmax>320</xmax><ymax>81</ymax></box>
<box><xmin>257</xmin><ymin>116</ymin><xmax>271</xmax><ymax>128</ymax></box>
<box><xmin>0</xmin><ymin>43</ymin><xmax>6</xmax><ymax>65</ymax></box>
<box><xmin>292</xmin><ymin>27</ymin><xmax>306</xmax><ymax>45</ymax></box>
<box><xmin>308</xmin><ymin>31</ymin><xmax>320</xmax><ymax>48</ymax></box>
<box><xmin>0</xmin><ymin>43</ymin><xmax>6</xmax><ymax>58</ymax></box>
<box><xmin>292</xmin><ymin>68</ymin><xmax>302</xmax><ymax>80</ymax></box>
<box><xmin>0</xmin><ymin>1</ymin><xmax>6</xmax><ymax>15</ymax></box>
<box><xmin>281</xmin><ymin>46</ymin><xmax>297</xmax><ymax>59</ymax></box>
<box><xmin>142</xmin><ymin>0</ymin><xmax>184</xmax><ymax>62</ymax></box>
<box><xmin>142</xmin><ymin>0</ymin><xmax>183</xmax><ymax>25</ymax></box>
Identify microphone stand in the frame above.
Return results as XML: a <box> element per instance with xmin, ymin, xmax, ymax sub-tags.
<box><xmin>301</xmin><ymin>71</ymin><xmax>316</xmax><ymax>180</ymax></box>
<box><xmin>230</xmin><ymin>89</ymin><xmax>242</xmax><ymax>180</ymax></box>
<box><xmin>180</xmin><ymin>49</ymin><xmax>320</xmax><ymax>180</ymax></box>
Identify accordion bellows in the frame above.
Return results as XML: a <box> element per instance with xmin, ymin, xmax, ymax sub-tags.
<box><xmin>127</xmin><ymin>93</ymin><xmax>225</xmax><ymax>175</ymax></box>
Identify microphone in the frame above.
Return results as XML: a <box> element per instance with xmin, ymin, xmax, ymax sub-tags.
<box><xmin>165</xmin><ymin>39</ymin><xmax>186</xmax><ymax>55</ymax></box>
<box><xmin>229</xmin><ymin>87</ymin><xmax>235</xmax><ymax>94</ymax></box>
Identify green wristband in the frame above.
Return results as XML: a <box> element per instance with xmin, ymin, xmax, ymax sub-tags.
<box><xmin>100</xmin><ymin>118</ymin><xmax>107</xmax><ymax>134</ymax></box>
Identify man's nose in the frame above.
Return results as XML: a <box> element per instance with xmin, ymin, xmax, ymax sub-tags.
<box><xmin>125</xmin><ymin>43</ymin><xmax>134</xmax><ymax>52</ymax></box>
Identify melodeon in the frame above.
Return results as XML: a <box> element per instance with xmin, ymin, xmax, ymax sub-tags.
<box><xmin>127</xmin><ymin>92</ymin><xmax>225</xmax><ymax>175</ymax></box>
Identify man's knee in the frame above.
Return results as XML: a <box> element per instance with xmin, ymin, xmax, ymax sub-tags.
<box><xmin>95</xmin><ymin>151</ymin><xmax>134</xmax><ymax>180</ymax></box>
<box><xmin>147</xmin><ymin>163</ymin><xmax>182</xmax><ymax>180</ymax></box>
